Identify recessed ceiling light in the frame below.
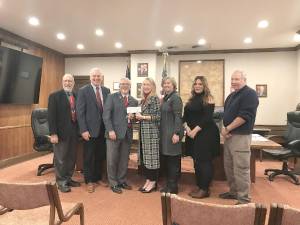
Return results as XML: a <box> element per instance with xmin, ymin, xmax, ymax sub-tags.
<box><xmin>56</xmin><ymin>33</ymin><xmax>66</xmax><ymax>40</ymax></box>
<box><xmin>198</xmin><ymin>38</ymin><xmax>206</xmax><ymax>45</ymax></box>
<box><xmin>95</xmin><ymin>29</ymin><xmax>104</xmax><ymax>36</ymax></box>
<box><xmin>77</xmin><ymin>44</ymin><xmax>84</xmax><ymax>50</ymax></box>
<box><xmin>115</xmin><ymin>42</ymin><xmax>123</xmax><ymax>48</ymax></box>
<box><xmin>155</xmin><ymin>40</ymin><xmax>163</xmax><ymax>47</ymax></box>
<box><xmin>174</xmin><ymin>25</ymin><xmax>183</xmax><ymax>33</ymax></box>
<box><xmin>196</xmin><ymin>60</ymin><xmax>202</xmax><ymax>64</ymax></box>
<box><xmin>244</xmin><ymin>37</ymin><xmax>253</xmax><ymax>44</ymax></box>
<box><xmin>257</xmin><ymin>20</ymin><xmax>269</xmax><ymax>29</ymax></box>
<box><xmin>293</xmin><ymin>33</ymin><xmax>300</xmax><ymax>42</ymax></box>
<box><xmin>28</xmin><ymin>17</ymin><xmax>40</xmax><ymax>26</ymax></box>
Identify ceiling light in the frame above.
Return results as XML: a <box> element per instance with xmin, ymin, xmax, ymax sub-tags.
<box><xmin>28</xmin><ymin>17</ymin><xmax>40</xmax><ymax>26</ymax></box>
<box><xmin>77</xmin><ymin>44</ymin><xmax>84</xmax><ymax>50</ymax></box>
<box><xmin>257</xmin><ymin>20</ymin><xmax>269</xmax><ymax>29</ymax></box>
<box><xmin>198</xmin><ymin>38</ymin><xmax>206</xmax><ymax>45</ymax></box>
<box><xmin>56</xmin><ymin>33</ymin><xmax>65</xmax><ymax>40</ymax></box>
<box><xmin>174</xmin><ymin>25</ymin><xmax>183</xmax><ymax>33</ymax></box>
<box><xmin>95</xmin><ymin>29</ymin><xmax>104</xmax><ymax>36</ymax></box>
<box><xmin>155</xmin><ymin>40</ymin><xmax>163</xmax><ymax>47</ymax></box>
<box><xmin>196</xmin><ymin>60</ymin><xmax>202</xmax><ymax>64</ymax></box>
<box><xmin>294</xmin><ymin>33</ymin><xmax>300</xmax><ymax>42</ymax></box>
<box><xmin>115</xmin><ymin>42</ymin><xmax>122</xmax><ymax>48</ymax></box>
<box><xmin>243</xmin><ymin>37</ymin><xmax>253</xmax><ymax>44</ymax></box>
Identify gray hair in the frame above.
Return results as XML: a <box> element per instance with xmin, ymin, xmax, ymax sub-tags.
<box><xmin>233</xmin><ymin>70</ymin><xmax>247</xmax><ymax>81</ymax></box>
<box><xmin>162</xmin><ymin>76</ymin><xmax>177</xmax><ymax>90</ymax></box>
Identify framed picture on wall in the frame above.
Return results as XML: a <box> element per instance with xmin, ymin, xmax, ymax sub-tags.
<box><xmin>137</xmin><ymin>63</ymin><xmax>148</xmax><ymax>77</ymax></box>
<box><xmin>113</xmin><ymin>82</ymin><xmax>120</xmax><ymax>90</ymax></box>
<box><xmin>137</xmin><ymin>83</ymin><xmax>142</xmax><ymax>98</ymax></box>
<box><xmin>256</xmin><ymin>84</ymin><xmax>267</xmax><ymax>97</ymax></box>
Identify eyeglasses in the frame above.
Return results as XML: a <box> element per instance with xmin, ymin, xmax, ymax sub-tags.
<box><xmin>120</xmin><ymin>83</ymin><xmax>130</xmax><ymax>86</ymax></box>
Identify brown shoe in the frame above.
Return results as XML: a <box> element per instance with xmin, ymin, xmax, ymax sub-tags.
<box><xmin>188</xmin><ymin>187</ymin><xmax>200</xmax><ymax>197</ymax></box>
<box><xmin>190</xmin><ymin>189</ymin><xmax>210</xmax><ymax>199</ymax></box>
<box><xmin>87</xmin><ymin>183</ymin><xmax>95</xmax><ymax>193</ymax></box>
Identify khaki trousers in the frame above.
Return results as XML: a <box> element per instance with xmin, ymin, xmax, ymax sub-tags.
<box><xmin>223</xmin><ymin>134</ymin><xmax>251</xmax><ymax>203</ymax></box>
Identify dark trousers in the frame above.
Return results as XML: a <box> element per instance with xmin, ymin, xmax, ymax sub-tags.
<box><xmin>193</xmin><ymin>159</ymin><xmax>213</xmax><ymax>191</ymax></box>
<box><xmin>162</xmin><ymin>154</ymin><xmax>181</xmax><ymax>190</ymax></box>
<box><xmin>53</xmin><ymin>136</ymin><xmax>77</xmax><ymax>186</ymax></box>
<box><xmin>83</xmin><ymin>135</ymin><xmax>106</xmax><ymax>184</ymax></box>
<box><xmin>144</xmin><ymin>168</ymin><xmax>158</xmax><ymax>181</ymax></box>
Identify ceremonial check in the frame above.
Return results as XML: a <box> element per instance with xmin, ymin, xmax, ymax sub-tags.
<box><xmin>127</xmin><ymin>106</ymin><xmax>142</xmax><ymax>114</ymax></box>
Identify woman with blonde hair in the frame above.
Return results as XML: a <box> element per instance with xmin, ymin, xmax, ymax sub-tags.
<box><xmin>183</xmin><ymin>75</ymin><xmax>220</xmax><ymax>198</ymax></box>
<box><xmin>160</xmin><ymin>76</ymin><xmax>183</xmax><ymax>194</ymax></box>
<box><xmin>136</xmin><ymin>77</ymin><xmax>161</xmax><ymax>193</ymax></box>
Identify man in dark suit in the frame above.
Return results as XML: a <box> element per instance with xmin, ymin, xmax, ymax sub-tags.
<box><xmin>103</xmin><ymin>78</ymin><xmax>138</xmax><ymax>194</ymax></box>
<box><xmin>48</xmin><ymin>74</ymin><xmax>80</xmax><ymax>193</ymax></box>
<box><xmin>76</xmin><ymin>68</ymin><xmax>110</xmax><ymax>193</ymax></box>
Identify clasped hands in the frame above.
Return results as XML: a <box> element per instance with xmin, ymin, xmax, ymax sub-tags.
<box><xmin>185</xmin><ymin>125</ymin><xmax>201</xmax><ymax>139</ymax></box>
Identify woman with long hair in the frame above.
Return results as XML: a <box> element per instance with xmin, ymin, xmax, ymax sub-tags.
<box><xmin>183</xmin><ymin>76</ymin><xmax>220</xmax><ymax>198</ymax></box>
<box><xmin>136</xmin><ymin>78</ymin><xmax>161</xmax><ymax>193</ymax></box>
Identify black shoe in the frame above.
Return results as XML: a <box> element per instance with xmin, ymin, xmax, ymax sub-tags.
<box><xmin>141</xmin><ymin>183</ymin><xmax>157</xmax><ymax>193</ymax></box>
<box><xmin>160</xmin><ymin>186</ymin><xmax>169</xmax><ymax>193</ymax></box>
<box><xmin>219</xmin><ymin>192</ymin><xmax>237</xmax><ymax>200</ymax></box>
<box><xmin>138</xmin><ymin>186</ymin><xmax>145</xmax><ymax>192</ymax></box>
<box><xmin>111</xmin><ymin>185</ymin><xmax>122</xmax><ymax>194</ymax></box>
<box><xmin>118</xmin><ymin>182</ymin><xmax>132</xmax><ymax>190</ymax></box>
<box><xmin>68</xmin><ymin>180</ymin><xmax>81</xmax><ymax>187</ymax></box>
<box><xmin>235</xmin><ymin>201</ymin><xmax>250</xmax><ymax>205</ymax></box>
<box><xmin>58</xmin><ymin>184</ymin><xmax>71</xmax><ymax>193</ymax></box>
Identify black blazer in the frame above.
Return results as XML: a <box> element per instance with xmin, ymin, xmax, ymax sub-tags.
<box><xmin>48</xmin><ymin>89</ymin><xmax>78</xmax><ymax>140</ymax></box>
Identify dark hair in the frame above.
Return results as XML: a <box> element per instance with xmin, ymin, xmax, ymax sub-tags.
<box><xmin>188</xmin><ymin>75</ymin><xmax>213</xmax><ymax>105</ymax></box>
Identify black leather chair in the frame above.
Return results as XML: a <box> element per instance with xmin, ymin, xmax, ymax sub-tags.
<box><xmin>263</xmin><ymin>111</ymin><xmax>300</xmax><ymax>185</ymax></box>
<box><xmin>213</xmin><ymin>107</ymin><xmax>224</xmax><ymax>131</ymax></box>
<box><xmin>31</xmin><ymin>108</ymin><xmax>54</xmax><ymax>176</ymax></box>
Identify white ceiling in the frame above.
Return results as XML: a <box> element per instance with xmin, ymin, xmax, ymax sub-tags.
<box><xmin>0</xmin><ymin>0</ymin><xmax>300</xmax><ymax>54</ymax></box>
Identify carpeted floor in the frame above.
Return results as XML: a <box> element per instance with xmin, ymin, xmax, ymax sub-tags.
<box><xmin>1</xmin><ymin>153</ymin><xmax>300</xmax><ymax>225</ymax></box>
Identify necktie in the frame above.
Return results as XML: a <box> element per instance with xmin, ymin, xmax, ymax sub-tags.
<box><xmin>96</xmin><ymin>86</ymin><xmax>103</xmax><ymax>112</ymax></box>
<box><xmin>69</xmin><ymin>93</ymin><xmax>76</xmax><ymax>122</ymax></box>
<box><xmin>123</xmin><ymin>95</ymin><xmax>128</xmax><ymax>107</ymax></box>
<box><xmin>123</xmin><ymin>96</ymin><xmax>131</xmax><ymax>127</ymax></box>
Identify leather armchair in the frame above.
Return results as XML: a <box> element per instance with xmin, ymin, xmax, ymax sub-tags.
<box><xmin>263</xmin><ymin>111</ymin><xmax>300</xmax><ymax>185</ymax></box>
<box><xmin>31</xmin><ymin>108</ymin><xmax>54</xmax><ymax>176</ymax></box>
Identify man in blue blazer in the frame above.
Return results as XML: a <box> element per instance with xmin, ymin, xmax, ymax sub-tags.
<box><xmin>48</xmin><ymin>74</ymin><xmax>80</xmax><ymax>193</ymax></box>
<box><xmin>76</xmin><ymin>68</ymin><xmax>110</xmax><ymax>193</ymax></box>
<box><xmin>103</xmin><ymin>78</ymin><xmax>138</xmax><ymax>194</ymax></box>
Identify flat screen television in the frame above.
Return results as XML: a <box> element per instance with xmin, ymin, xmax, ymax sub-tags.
<box><xmin>0</xmin><ymin>46</ymin><xmax>43</xmax><ymax>104</ymax></box>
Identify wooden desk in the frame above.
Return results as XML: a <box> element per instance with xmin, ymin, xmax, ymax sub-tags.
<box><xmin>213</xmin><ymin>134</ymin><xmax>282</xmax><ymax>183</ymax></box>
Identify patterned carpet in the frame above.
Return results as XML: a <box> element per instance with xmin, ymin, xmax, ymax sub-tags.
<box><xmin>1</xmin><ymin>153</ymin><xmax>300</xmax><ymax>225</ymax></box>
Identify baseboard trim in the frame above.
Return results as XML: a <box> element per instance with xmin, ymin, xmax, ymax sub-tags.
<box><xmin>0</xmin><ymin>151</ymin><xmax>51</xmax><ymax>169</ymax></box>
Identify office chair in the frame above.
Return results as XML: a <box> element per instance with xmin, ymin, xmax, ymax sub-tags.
<box><xmin>268</xmin><ymin>203</ymin><xmax>300</xmax><ymax>225</ymax></box>
<box><xmin>263</xmin><ymin>111</ymin><xmax>300</xmax><ymax>185</ymax></box>
<box><xmin>31</xmin><ymin>108</ymin><xmax>54</xmax><ymax>176</ymax></box>
<box><xmin>213</xmin><ymin>108</ymin><xmax>224</xmax><ymax>131</ymax></box>
<box><xmin>161</xmin><ymin>193</ymin><xmax>266</xmax><ymax>225</ymax></box>
<box><xmin>0</xmin><ymin>181</ymin><xmax>84</xmax><ymax>225</ymax></box>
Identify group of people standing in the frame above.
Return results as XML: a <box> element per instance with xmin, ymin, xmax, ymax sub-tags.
<box><xmin>48</xmin><ymin>68</ymin><xmax>258</xmax><ymax>205</ymax></box>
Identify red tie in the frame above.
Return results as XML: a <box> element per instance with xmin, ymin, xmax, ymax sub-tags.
<box><xmin>69</xmin><ymin>94</ymin><xmax>76</xmax><ymax>122</ymax></box>
<box><xmin>96</xmin><ymin>86</ymin><xmax>103</xmax><ymax>112</ymax></box>
<box><xmin>123</xmin><ymin>96</ymin><xmax>128</xmax><ymax>107</ymax></box>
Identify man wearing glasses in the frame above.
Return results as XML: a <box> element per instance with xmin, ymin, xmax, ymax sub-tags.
<box><xmin>103</xmin><ymin>78</ymin><xmax>138</xmax><ymax>194</ymax></box>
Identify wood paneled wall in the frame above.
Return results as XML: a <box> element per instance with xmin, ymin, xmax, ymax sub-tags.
<box><xmin>0</xmin><ymin>29</ymin><xmax>65</xmax><ymax>161</ymax></box>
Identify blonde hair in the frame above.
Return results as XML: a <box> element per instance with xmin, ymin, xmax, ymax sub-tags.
<box><xmin>142</xmin><ymin>77</ymin><xmax>157</xmax><ymax>104</ymax></box>
<box><xmin>161</xmin><ymin>76</ymin><xmax>177</xmax><ymax>90</ymax></box>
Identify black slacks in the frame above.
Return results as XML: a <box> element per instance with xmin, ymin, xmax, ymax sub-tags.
<box><xmin>193</xmin><ymin>159</ymin><xmax>213</xmax><ymax>191</ymax></box>
<box><xmin>83</xmin><ymin>135</ymin><xmax>106</xmax><ymax>184</ymax></box>
<box><xmin>162</xmin><ymin>154</ymin><xmax>181</xmax><ymax>190</ymax></box>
